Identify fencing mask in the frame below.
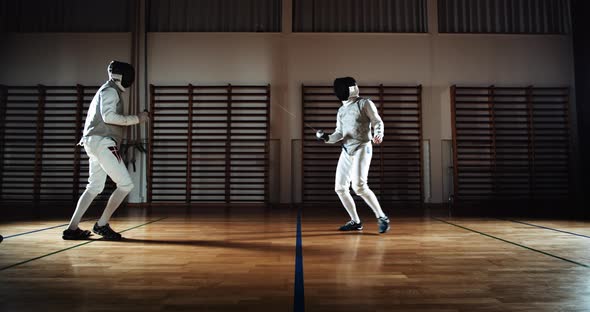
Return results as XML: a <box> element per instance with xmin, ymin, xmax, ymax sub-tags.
<box><xmin>108</xmin><ymin>61</ymin><xmax>135</xmax><ymax>89</ymax></box>
<box><xmin>333</xmin><ymin>77</ymin><xmax>360</xmax><ymax>101</ymax></box>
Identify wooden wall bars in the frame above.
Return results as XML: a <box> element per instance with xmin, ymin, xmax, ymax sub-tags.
<box><xmin>451</xmin><ymin>85</ymin><xmax>571</xmax><ymax>206</ymax></box>
<box><xmin>148</xmin><ymin>84</ymin><xmax>271</xmax><ymax>204</ymax></box>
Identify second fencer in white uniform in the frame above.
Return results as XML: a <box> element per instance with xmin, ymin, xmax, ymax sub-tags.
<box><xmin>62</xmin><ymin>61</ymin><xmax>149</xmax><ymax>241</ymax></box>
<box><xmin>317</xmin><ymin>77</ymin><xmax>390</xmax><ymax>233</ymax></box>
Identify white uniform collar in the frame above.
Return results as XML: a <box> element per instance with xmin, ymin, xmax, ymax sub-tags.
<box><xmin>342</xmin><ymin>96</ymin><xmax>359</xmax><ymax>106</ymax></box>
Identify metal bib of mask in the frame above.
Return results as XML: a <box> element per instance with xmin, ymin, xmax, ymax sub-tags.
<box><xmin>333</xmin><ymin>76</ymin><xmax>358</xmax><ymax>101</ymax></box>
<box><xmin>108</xmin><ymin>61</ymin><xmax>135</xmax><ymax>88</ymax></box>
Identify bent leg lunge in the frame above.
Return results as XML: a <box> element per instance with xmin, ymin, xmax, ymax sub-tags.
<box><xmin>92</xmin><ymin>141</ymin><xmax>134</xmax><ymax>240</ymax></box>
<box><xmin>63</xmin><ymin>153</ymin><xmax>106</xmax><ymax>240</ymax></box>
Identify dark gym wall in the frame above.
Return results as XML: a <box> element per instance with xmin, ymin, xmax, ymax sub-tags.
<box><xmin>572</xmin><ymin>0</ymin><xmax>590</xmax><ymax>216</ymax></box>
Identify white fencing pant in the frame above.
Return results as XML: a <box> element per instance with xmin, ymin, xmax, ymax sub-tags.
<box><xmin>67</xmin><ymin>136</ymin><xmax>134</xmax><ymax>230</ymax></box>
<box><xmin>334</xmin><ymin>143</ymin><xmax>386</xmax><ymax>223</ymax></box>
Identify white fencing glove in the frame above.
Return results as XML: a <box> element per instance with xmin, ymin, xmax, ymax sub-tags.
<box><xmin>316</xmin><ymin>130</ymin><xmax>329</xmax><ymax>142</ymax></box>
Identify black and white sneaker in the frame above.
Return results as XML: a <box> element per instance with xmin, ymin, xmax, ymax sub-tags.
<box><xmin>62</xmin><ymin>228</ymin><xmax>93</xmax><ymax>240</ymax></box>
<box><xmin>338</xmin><ymin>220</ymin><xmax>363</xmax><ymax>231</ymax></box>
<box><xmin>378</xmin><ymin>216</ymin><xmax>390</xmax><ymax>234</ymax></box>
<box><xmin>92</xmin><ymin>223</ymin><xmax>122</xmax><ymax>241</ymax></box>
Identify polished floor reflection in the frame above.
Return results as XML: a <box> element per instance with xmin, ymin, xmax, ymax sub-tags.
<box><xmin>1</xmin><ymin>208</ymin><xmax>589</xmax><ymax>311</ymax></box>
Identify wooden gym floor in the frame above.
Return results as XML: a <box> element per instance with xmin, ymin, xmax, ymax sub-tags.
<box><xmin>0</xmin><ymin>207</ymin><xmax>589</xmax><ymax>311</ymax></box>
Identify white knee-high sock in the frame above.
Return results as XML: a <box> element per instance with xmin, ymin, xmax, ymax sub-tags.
<box><xmin>358</xmin><ymin>189</ymin><xmax>387</xmax><ymax>219</ymax></box>
<box><xmin>337</xmin><ymin>191</ymin><xmax>361</xmax><ymax>223</ymax></box>
<box><xmin>68</xmin><ymin>190</ymin><xmax>99</xmax><ymax>230</ymax></box>
<box><xmin>97</xmin><ymin>188</ymin><xmax>130</xmax><ymax>226</ymax></box>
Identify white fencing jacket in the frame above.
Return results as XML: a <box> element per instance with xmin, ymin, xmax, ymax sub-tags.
<box><xmin>81</xmin><ymin>80</ymin><xmax>139</xmax><ymax>144</ymax></box>
<box><xmin>327</xmin><ymin>96</ymin><xmax>384</xmax><ymax>155</ymax></box>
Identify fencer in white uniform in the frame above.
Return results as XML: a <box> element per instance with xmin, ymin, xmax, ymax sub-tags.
<box><xmin>317</xmin><ymin>77</ymin><xmax>390</xmax><ymax>233</ymax></box>
<box><xmin>63</xmin><ymin>61</ymin><xmax>149</xmax><ymax>240</ymax></box>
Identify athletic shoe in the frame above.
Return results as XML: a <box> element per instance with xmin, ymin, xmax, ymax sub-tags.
<box><xmin>338</xmin><ymin>220</ymin><xmax>363</xmax><ymax>231</ymax></box>
<box><xmin>92</xmin><ymin>223</ymin><xmax>122</xmax><ymax>241</ymax></box>
<box><xmin>62</xmin><ymin>228</ymin><xmax>93</xmax><ymax>240</ymax></box>
<box><xmin>378</xmin><ymin>216</ymin><xmax>390</xmax><ymax>234</ymax></box>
